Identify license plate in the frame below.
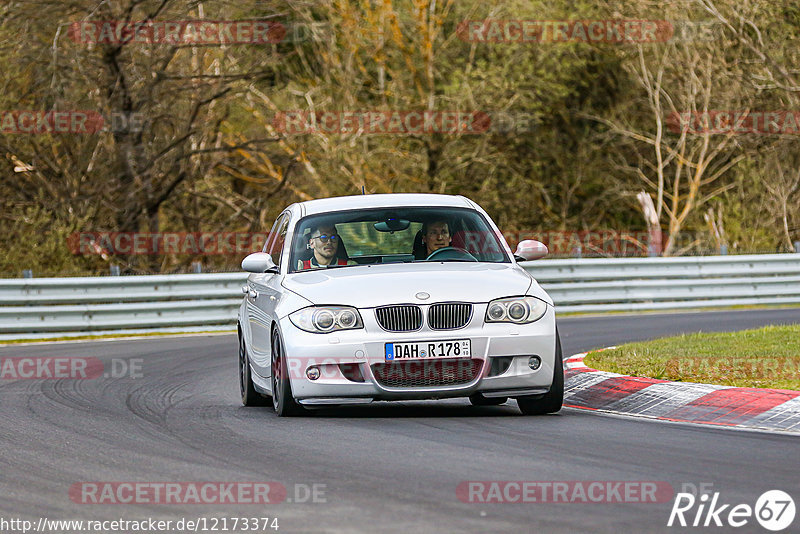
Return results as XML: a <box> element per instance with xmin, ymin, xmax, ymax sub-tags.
<box><xmin>385</xmin><ymin>340</ymin><xmax>471</xmax><ymax>361</ymax></box>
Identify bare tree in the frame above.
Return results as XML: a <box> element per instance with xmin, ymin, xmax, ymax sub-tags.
<box><xmin>590</xmin><ymin>29</ymin><xmax>747</xmax><ymax>255</ymax></box>
<box><xmin>0</xmin><ymin>0</ymin><xmax>285</xmax><ymax>271</ymax></box>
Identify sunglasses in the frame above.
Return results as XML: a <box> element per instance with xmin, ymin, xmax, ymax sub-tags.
<box><xmin>311</xmin><ymin>234</ymin><xmax>339</xmax><ymax>243</ymax></box>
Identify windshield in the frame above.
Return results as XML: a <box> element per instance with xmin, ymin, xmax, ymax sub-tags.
<box><xmin>288</xmin><ymin>207</ymin><xmax>510</xmax><ymax>272</ymax></box>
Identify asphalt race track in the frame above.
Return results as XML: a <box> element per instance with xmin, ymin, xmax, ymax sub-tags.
<box><xmin>1</xmin><ymin>309</ymin><xmax>799</xmax><ymax>533</ymax></box>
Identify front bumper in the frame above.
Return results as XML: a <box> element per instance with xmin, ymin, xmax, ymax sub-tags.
<box><xmin>279</xmin><ymin>303</ymin><xmax>557</xmax><ymax>402</ymax></box>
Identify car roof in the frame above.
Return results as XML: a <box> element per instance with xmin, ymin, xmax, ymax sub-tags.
<box><xmin>297</xmin><ymin>193</ymin><xmax>474</xmax><ymax>217</ymax></box>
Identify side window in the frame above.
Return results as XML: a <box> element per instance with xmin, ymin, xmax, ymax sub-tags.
<box><xmin>263</xmin><ymin>215</ymin><xmax>283</xmax><ymax>254</ymax></box>
<box><xmin>267</xmin><ymin>214</ymin><xmax>290</xmax><ymax>268</ymax></box>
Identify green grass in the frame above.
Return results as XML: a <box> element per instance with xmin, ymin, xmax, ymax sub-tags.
<box><xmin>583</xmin><ymin>324</ymin><xmax>800</xmax><ymax>390</ymax></box>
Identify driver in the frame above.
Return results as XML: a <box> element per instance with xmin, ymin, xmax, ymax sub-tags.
<box><xmin>298</xmin><ymin>225</ymin><xmax>354</xmax><ymax>270</ymax></box>
<box><xmin>422</xmin><ymin>220</ymin><xmax>451</xmax><ymax>256</ymax></box>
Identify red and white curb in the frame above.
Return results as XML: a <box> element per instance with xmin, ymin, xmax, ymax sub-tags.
<box><xmin>564</xmin><ymin>349</ymin><xmax>800</xmax><ymax>433</ymax></box>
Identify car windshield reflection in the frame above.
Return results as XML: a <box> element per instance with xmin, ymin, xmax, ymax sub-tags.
<box><xmin>289</xmin><ymin>207</ymin><xmax>510</xmax><ymax>273</ymax></box>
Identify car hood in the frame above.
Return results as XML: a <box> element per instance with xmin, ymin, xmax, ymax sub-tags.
<box><xmin>282</xmin><ymin>262</ymin><xmax>549</xmax><ymax>308</ymax></box>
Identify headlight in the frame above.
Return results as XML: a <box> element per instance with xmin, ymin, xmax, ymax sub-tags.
<box><xmin>289</xmin><ymin>306</ymin><xmax>364</xmax><ymax>333</ymax></box>
<box><xmin>484</xmin><ymin>296</ymin><xmax>548</xmax><ymax>324</ymax></box>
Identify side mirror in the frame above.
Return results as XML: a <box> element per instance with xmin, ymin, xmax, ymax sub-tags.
<box><xmin>514</xmin><ymin>240</ymin><xmax>548</xmax><ymax>261</ymax></box>
<box><xmin>241</xmin><ymin>252</ymin><xmax>278</xmax><ymax>273</ymax></box>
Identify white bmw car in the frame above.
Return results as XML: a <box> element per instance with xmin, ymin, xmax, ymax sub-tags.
<box><xmin>237</xmin><ymin>193</ymin><xmax>562</xmax><ymax>416</ymax></box>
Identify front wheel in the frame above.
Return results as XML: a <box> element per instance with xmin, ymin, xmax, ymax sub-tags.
<box><xmin>516</xmin><ymin>330</ymin><xmax>564</xmax><ymax>415</ymax></box>
<box><xmin>239</xmin><ymin>333</ymin><xmax>269</xmax><ymax>407</ymax></box>
<box><xmin>271</xmin><ymin>328</ymin><xmax>305</xmax><ymax>417</ymax></box>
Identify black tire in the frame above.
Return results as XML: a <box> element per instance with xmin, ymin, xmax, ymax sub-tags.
<box><xmin>516</xmin><ymin>329</ymin><xmax>564</xmax><ymax>415</ymax></box>
<box><xmin>239</xmin><ymin>332</ymin><xmax>269</xmax><ymax>407</ymax></box>
<box><xmin>469</xmin><ymin>394</ymin><xmax>508</xmax><ymax>406</ymax></box>
<box><xmin>271</xmin><ymin>328</ymin><xmax>305</xmax><ymax>417</ymax></box>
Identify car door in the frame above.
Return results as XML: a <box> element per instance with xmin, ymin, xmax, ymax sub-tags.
<box><xmin>246</xmin><ymin>212</ymin><xmax>290</xmax><ymax>376</ymax></box>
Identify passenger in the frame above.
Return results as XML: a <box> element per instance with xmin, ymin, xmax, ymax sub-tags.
<box><xmin>298</xmin><ymin>225</ymin><xmax>354</xmax><ymax>270</ymax></box>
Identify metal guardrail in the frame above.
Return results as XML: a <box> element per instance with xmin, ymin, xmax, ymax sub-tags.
<box><xmin>0</xmin><ymin>254</ymin><xmax>798</xmax><ymax>339</ymax></box>
<box><xmin>528</xmin><ymin>254</ymin><xmax>800</xmax><ymax>312</ymax></box>
<box><xmin>0</xmin><ymin>273</ymin><xmax>246</xmax><ymax>338</ymax></box>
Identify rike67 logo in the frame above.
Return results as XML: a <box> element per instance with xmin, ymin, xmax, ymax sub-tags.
<box><xmin>668</xmin><ymin>487</ymin><xmax>795</xmax><ymax>531</ymax></box>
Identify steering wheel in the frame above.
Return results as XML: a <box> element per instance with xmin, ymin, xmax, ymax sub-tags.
<box><xmin>425</xmin><ymin>246</ymin><xmax>478</xmax><ymax>262</ymax></box>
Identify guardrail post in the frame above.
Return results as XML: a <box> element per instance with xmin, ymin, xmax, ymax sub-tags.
<box><xmin>720</xmin><ymin>244</ymin><xmax>728</xmax><ymax>255</ymax></box>
<box><xmin>192</xmin><ymin>261</ymin><xmax>203</xmax><ymax>273</ymax></box>
<box><xmin>22</xmin><ymin>269</ymin><xmax>32</xmax><ymax>278</ymax></box>
<box><xmin>109</xmin><ymin>265</ymin><xmax>120</xmax><ymax>276</ymax></box>
<box><xmin>794</xmin><ymin>241</ymin><xmax>800</xmax><ymax>253</ymax></box>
